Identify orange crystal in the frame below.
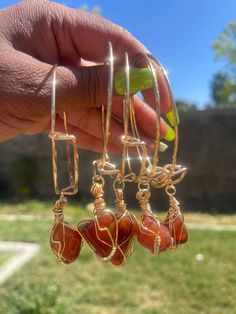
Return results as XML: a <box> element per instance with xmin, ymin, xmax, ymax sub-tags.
<box><xmin>137</xmin><ymin>215</ymin><xmax>172</xmax><ymax>254</ymax></box>
<box><xmin>50</xmin><ymin>222</ymin><xmax>83</xmax><ymax>264</ymax></box>
<box><xmin>111</xmin><ymin>211</ymin><xmax>137</xmax><ymax>266</ymax></box>
<box><xmin>162</xmin><ymin>213</ymin><xmax>188</xmax><ymax>245</ymax></box>
<box><xmin>78</xmin><ymin>210</ymin><xmax>117</xmax><ymax>260</ymax></box>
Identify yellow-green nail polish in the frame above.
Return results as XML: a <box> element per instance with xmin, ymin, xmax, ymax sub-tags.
<box><xmin>164</xmin><ymin>125</ymin><xmax>175</xmax><ymax>142</ymax></box>
<box><xmin>166</xmin><ymin>111</ymin><xmax>175</xmax><ymax>126</ymax></box>
<box><xmin>159</xmin><ymin>142</ymin><xmax>168</xmax><ymax>152</ymax></box>
<box><xmin>115</xmin><ymin>68</ymin><xmax>153</xmax><ymax>95</ymax></box>
<box><xmin>166</xmin><ymin>109</ymin><xmax>180</xmax><ymax>126</ymax></box>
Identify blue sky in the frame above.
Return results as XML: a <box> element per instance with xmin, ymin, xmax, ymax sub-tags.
<box><xmin>1</xmin><ymin>0</ymin><xmax>236</xmax><ymax>107</ymax></box>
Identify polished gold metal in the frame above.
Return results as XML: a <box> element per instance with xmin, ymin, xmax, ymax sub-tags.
<box><xmin>132</xmin><ymin>54</ymin><xmax>187</xmax><ymax>187</ymax></box>
<box><xmin>132</xmin><ymin>53</ymin><xmax>168</xmax><ymax>188</ymax></box>
<box><xmin>118</xmin><ymin>53</ymin><xmax>149</xmax><ymax>184</ymax></box>
<box><xmin>78</xmin><ymin>178</ymin><xmax>118</xmax><ymax>262</ymax></box>
<box><xmin>78</xmin><ymin>43</ymin><xmax>122</xmax><ymax>262</ymax></box>
<box><xmin>50</xmin><ymin>193</ymin><xmax>83</xmax><ymax>265</ymax></box>
<box><xmin>102</xmin><ymin>42</ymin><xmax>113</xmax><ymax>164</ymax></box>
<box><xmin>147</xmin><ymin>55</ymin><xmax>187</xmax><ymax>184</ymax></box>
<box><xmin>130</xmin><ymin>53</ymin><xmax>188</xmax><ymax>254</ymax></box>
<box><xmin>49</xmin><ymin>65</ymin><xmax>79</xmax><ymax>195</ymax></box>
<box><xmin>96</xmin><ymin>42</ymin><xmax>120</xmax><ymax>177</ymax></box>
<box><xmin>140</xmin><ymin>56</ymin><xmax>188</xmax><ymax>249</ymax></box>
<box><xmin>133</xmin><ymin>54</ymin><xmax>161</xmax><ymax>172</ymax></box>
<box><xmin>112</xmin><ymin>188</ymin><xmax>137</xmax><ymax>266</ymax></box>
<box><xmin>162</xmin><ymin>184</ymin><xmax>185</xmax><ymax>248</ymax></box>
<box><xmin>136</xmin><ymin>189</ymin><xmax>162</xmax><ymax>255</ymax></box>
<box><xmin>50</xmin><ymin>194</ymin><xmax>67</xmax><ymax>262</ymax></box>
<box><xmin>49</xmin><ymin>65</ymin><xmax>82</xmax><ymax>265</ymax></box>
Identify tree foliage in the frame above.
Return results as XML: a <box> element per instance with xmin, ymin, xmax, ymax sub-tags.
<box><xmin>175</xmin><ymin>100</ymin><xmax>197</xmax><ymax>111</ymax></box>
<box><xmin>79</xmin><ymin>4</ymin><xmax>101</xmax><ymax>15</ymax></box>
<box><xmin>211</xmin><ymin>22</ymin><xmax>236</xmax><ymax>107</ymax></box>
<box><xmin>212</xmin><ymin>22</ymin><xmax>236</xmax><ymax>69</ymax></box>
<box><xmin>210</xmin><ymin>72</ymin><xmax>236</xmax><ymax>108</ymax></box>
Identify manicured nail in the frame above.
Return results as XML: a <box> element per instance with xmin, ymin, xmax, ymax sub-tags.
<box><xmin>159</xmin><ymin>142</ymin><xmax>168</xmax><ymax>152</ymax></box>
<box><xmin>164</xmin><ymin>125</ymin><xmax>175</xmax><ymax>142</ymax></box>
<box><xmin>144</xmin><ymin>137</ymin><xmax>168</xmax><ymax>152</ymax></box>
<box><xmin>114</xmin><ymin>68</ymin><xmax>153</xmax><ymax>95</ymax></box>
<box><xmin>165</xmin><ymin>108</ymin><xmax>180</xmax><ymax>126</ymax></box>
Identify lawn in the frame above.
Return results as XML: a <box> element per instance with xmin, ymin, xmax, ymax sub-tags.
<box><xmin>0</xmin><ymin>252</ymin><xmax>14</xmax><ymax>266</ymax></box>
<box><xmin>0</xmin><ymin>201</ymin><xmax>236</xmax><ymax>314</ymax></box>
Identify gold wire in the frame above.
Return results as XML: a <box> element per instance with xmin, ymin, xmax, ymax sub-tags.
<box><xmin>134</xmin><ymin>54</ymin><xmax>188</xmax><ymax>188</ymax></box>
<box><xmin>136</xmin><ymin>189</ymin><xmax>161</xmax><ymax>255</ymax></box>
<box><xmin>129</xmin><ymin>98</ymin><xmax>149</xmax><ymax>167</ymax></box>
<box><xmin>51</xmin><ymin>64</ymin><xmax>57</xmax><ymax>135</ymax></box>
<box><xmin>132</xmin><ymin>54</ymin><xmax>161</xmax><ymax>175</ymax></box>
<box><xmin>85</xmin><ymin>43</ymin><xmax>121</xmax><ymax>262</ymax></box>
<box><xmin>94</xmin><ymin>42</ymin><xmax>120</xmax><ymax>177</ymax></box>
<box><xmin>147</xmin><ymin>55</ymin><xmax>179</xmax><ymax>169</ymax></box>
<box><xmin>102</xmin><ymin>41</ymin><xmax>114</xmax><ymax>164</ymax></box>
<box><xmin>121</xmin><ymin>53</ymin><xmax>131</xmax><ymax>178</ymax></box>
<box><xmin>63</xmin><ymin>112</ymin><xmax>74</xmax><ymax>188</ymax></box>
<box><xmin>129</xmin><ymin>98</ymin><xmax>149</xmax><ymax>179</ymax></box>
<box><xmin>87</xmin><ymin>180</ymin><xmax>118</xmax><ymax>262</ymax></box>
<box><xmin>144</xmin><ymin>56</ymin><xmax>187</xmax><ymax>249</ymax></box>
<box><xmin>119</xmin><ymin>54</ymin><xmax>149</xmax><ymax>184</ymax></box>
<box><xmin>49</xmin><ymin>65</ymin><xmax>78</xmax><ymax>195</ymax></box>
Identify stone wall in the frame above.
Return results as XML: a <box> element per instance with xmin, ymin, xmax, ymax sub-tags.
<box><xmin>0</xmin><ymin>109</ymin><xmax>236</xmax><ymax>213</ymax></box>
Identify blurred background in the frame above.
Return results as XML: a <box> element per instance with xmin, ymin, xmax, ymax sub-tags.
<box><xmin>0</xmin><ymin>1</ymin><xmax>236</xmax><ymax>314</ymax></box>
<box><xmin>0</xmin><ymin>0</ymin><xmax>236</xmax><ymax>212</ymax></box>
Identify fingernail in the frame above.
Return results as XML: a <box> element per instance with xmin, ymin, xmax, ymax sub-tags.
<box><xmin>114</xmin><ymin>68</ymin><xmax>153</xmax><ymax>95</ymax></box>
<box><xmin>159</xmin><ymin>142</ymin><xmax>168</xmax><ymax>152</ymax></box>
<box><xmin>143</xmin><ymin>138</ymin><xmax>168</xmax><ymax>152</ymax></box>
<box><xmin>165</xmin><ymin>108</ymin><xmax>180</xmax><ymax>126</ymax></box>
<box><xmin>164</xmin><ymin>125</ymin><xmax>175</xmax><ymax>142</ymax></box>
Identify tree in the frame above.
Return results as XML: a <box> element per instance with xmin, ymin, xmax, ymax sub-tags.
<box><xmin>211</xmin><ymin>22</ymin><xmax>236</xmax><ymax>107</ymax></box>
<box><xmin>212</xmin><ymin>22</ymin><xmax>236</xmax><ymax>70</ymax></box>
<box><xmin>175</xmin><ymin>100</ymin><xmax>197</xmax><ymax>111</ymax></box>
<box><xmin>79</xmin><ymin>4</ymin><xmax>101</xmax><ymax>15</ymax></box>
<box><xmin>210</xmin><ymin>72</ymin><xmax>236</xmax><ymax>107</ymax></box>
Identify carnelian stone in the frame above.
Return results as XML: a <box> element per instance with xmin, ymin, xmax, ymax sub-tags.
<box><xmin>78</xmin><ymin>210</ymin><xmax>117</xmax><ymax>260</ymax></box>
<box><xmin>50</xmin><ymin>222</ymin><xmax>83</xmax><ymax>264</ymax></box>
<box><xmin>111</xmin><ymin>211</ymin><xmax>137</xmax><ymax>266</ymax></box>
<box><xmin>162</xmin><ymin>213</ymin><xmax>188</xmax><ymax>245</ymax></box>
<box><xmin>137</xmin><ymin>215</ymin><xmax>172</xmax><ymax>254</ymax></box>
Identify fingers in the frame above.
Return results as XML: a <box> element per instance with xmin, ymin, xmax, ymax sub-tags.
<box><xmin>54</xmin><ymin>116</ymin><xmax>120</xmax><ymax>153</ymax></box>
<box><xmin>48</xmin><ymin>1</ymin><xmax>147</xmax><ymax>64</ymax></box>
<box><xmin>47</xmin><ymin>1</ymin><xmax>172</xmax><ymax>112</ymax></box>
<box><xmin>141</xmin><ymin>77</ymin><xmax>172</xmax><ymax>115</ymax></box>
<box><xmin>111</xmin><ymin>96</ymin><xmax>169</xmax><ymax>139</ymax></box>
<box><xmin>61</xmin><ymin>103</ymin><xmax>170</xmax><ymax>154</ymax></box>
<box><xmin>3</xmin><ymin>0</ymin><xmax>172</xmax><ymax>113</ymax></box>
<box><xmin>1</xmin><ymin>0</ymin><xmax>173</xmax><ymax>146</ymax></box>
<box><xmin>1</xmin><ymin>46</ymin><xmax>110</xmax><ymax>117</ymax></box>
<box><xmin>59</xmin><ymin>107</ymin><xmax>124</xmax><ymax>148</ymax></box>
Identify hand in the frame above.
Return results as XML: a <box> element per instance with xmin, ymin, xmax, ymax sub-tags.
<box><xmin>0</xmin><ymin>0</ymin><xmax>172</xmax><ymax>152</ymax></box>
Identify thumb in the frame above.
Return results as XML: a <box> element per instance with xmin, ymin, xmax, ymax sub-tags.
<box><xmin>2</xmin><ymin>48</ymin><xmax>112</xmax><ymax>118</ymax></box>
<box><xmin>53</xmin><ymin>63</ymin><xmax>110</xmax><ymax>110</ymax></box>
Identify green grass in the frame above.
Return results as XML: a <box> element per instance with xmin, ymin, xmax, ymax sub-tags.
<box><xmin>0</xmin><ymin>252</ymin><xmax>14</xmax><ymax>266</ymax></box>
<box><xmin>0</xmin><ymin>202</ymin><xmax>236</xmax><ymax>314</ymax></box>
<box><xmin>1</xmin><ymin>199</ymin><xmax>236</xmax><ymax>224</ymax></box>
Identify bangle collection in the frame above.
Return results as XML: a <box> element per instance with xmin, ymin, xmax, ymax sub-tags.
<box><xmin>48</xmin><ymin>42</ymin><xmax>188</xmax><ymax>266</ymax></box>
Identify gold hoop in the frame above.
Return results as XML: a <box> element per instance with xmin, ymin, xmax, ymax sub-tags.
<box><xmin>49</xmin><ymin>64</ymin><xmax>79</xmax><ymax>195</ymax></box>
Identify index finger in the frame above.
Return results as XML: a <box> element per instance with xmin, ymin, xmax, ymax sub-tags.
<box><xmin>50</xmin><ymin>2</ymin><xmax>172</xmax><ymax>113</ymax></box>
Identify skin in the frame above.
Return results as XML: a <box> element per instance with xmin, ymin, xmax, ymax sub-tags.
<box><xmin>0</xmin><ymin>0</ymin><xmax>172</xmax><ymax>153</ymax></box>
